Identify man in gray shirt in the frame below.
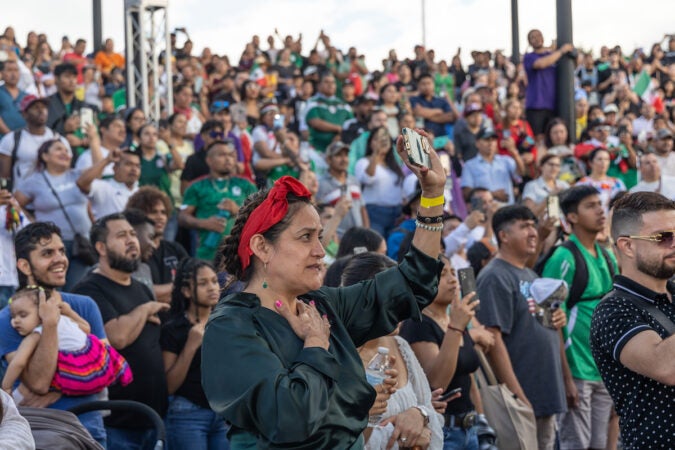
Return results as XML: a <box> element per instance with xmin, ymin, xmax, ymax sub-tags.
<box><xmin>476</xmin><ymin>205</ymin><xmax>567</xmax><ymax>450</ymax></box>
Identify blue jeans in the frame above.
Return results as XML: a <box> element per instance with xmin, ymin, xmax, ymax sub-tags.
<box><xmin>79</xmin><ymin>411</ymin><xmax>107</xmax><ymax>448</ymax></box>
<box><xmin>366</xmin><ymin>204</ymin><xmax>402</xmax><ymax>239</ymax></box>
<box><xmin>443</xmin><ymin>425</ymin><xmax>479</xmax><ymax>450</ymax></box>
<box><xmin>63</xmin><ymin>239</ymin><xmax>92</xmax><ymax>292</ymax></box>
<box><xmin>106</xmin><ymin>426</ymin><xmax>159</xmax><ymax>450</ymax></box>
<box><xmin>166</xmin><ymin>395</ymin><xmax>229</xmax><ymax>450</ymax></box>
<box><xmin>0</xmin><ymin>285</ymin><xmax>15</xmax><ymax>310</ymax></box>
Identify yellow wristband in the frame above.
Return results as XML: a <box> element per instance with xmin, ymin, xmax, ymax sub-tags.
<box><xmin>419</xmin><ymin>194</ymin><xmax>445</xmax><ymax>208</ymax></box>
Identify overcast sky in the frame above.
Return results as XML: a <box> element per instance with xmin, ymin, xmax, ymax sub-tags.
<box><xmin>4</xmin><ymin>0</ymin><xmax>674</xmax><ymax>66</ymax></box>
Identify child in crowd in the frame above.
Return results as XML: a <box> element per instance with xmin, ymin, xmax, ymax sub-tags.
<box><xmin>2</xmin><ymin>286</ymin><xmax>132</xmax><ymax>395</ymax></box>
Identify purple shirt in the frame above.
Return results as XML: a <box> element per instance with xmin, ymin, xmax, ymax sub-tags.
<box><xmin>523</xmin><ymin>52</ymin><xmax>557</xmax><ymax>111</ymax></box>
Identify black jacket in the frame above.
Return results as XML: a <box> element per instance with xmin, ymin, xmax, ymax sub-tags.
<box><xmin>47</xmin><ymin>92</ymin><xmax>97</xmax><ymax>135</ymax></box>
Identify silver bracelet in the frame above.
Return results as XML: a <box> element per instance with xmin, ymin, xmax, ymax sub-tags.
<box><xmin>415</xmin><ymin>220</ymin><xmax>444</xmax><ymax>232</ymax></box>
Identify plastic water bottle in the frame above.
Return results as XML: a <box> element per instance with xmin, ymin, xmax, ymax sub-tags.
<box><xmin>203</xmin><ymin>209</ymin><xmax>230</xmax><ymax>248</ymax></box>
<box><xmin>365</xmin><ymin>346</ymin><xmax>390</xmax><ymax>425</ymax></box>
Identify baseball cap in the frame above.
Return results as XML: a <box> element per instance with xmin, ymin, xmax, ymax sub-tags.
<box><xmin>656</xmin><ymin>128</ymin><xmax>673</xmax><ymax>140</ymax></box>
<box><xmin>464</xmin><ymin>102</ymin><xmax>483</xmax><ymax>116</ymax></box>
<box><xmin>210</xmin><ymin>100</ymin><xmax>230</xmax><ymax>114</ymax></box>
<box><xmin>19</xmin><ymin>94</ymin><xmax>49</xmax><ymax>112</ymax></box>
<box><xmin>476</xmin><ymin>127</ymin><xmax>497</xmax><ymax>140</ymax></box>
<box><xmin>326</xmin><ymin>141</ymin><xmax>350</xmax><ymax>157</ymax></box>
<box><xmin>603</xmin><ymin>104</ymin><xmax>619</xmax><ymax>114</ymax></box>
<box><xmin>353</xmin><ymin>95</ymin><xmax>376</xmax><ymax>106</ymax></box>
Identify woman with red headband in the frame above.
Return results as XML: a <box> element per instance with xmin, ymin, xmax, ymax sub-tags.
<box><xmin>202</xmin><ymin>131</ymin><xmax>447</xmax><ymax>450</ymax></box>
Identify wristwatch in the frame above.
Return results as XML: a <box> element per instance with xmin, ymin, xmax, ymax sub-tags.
<box><xmin>412</xmin><ymin>405</ymin><xmax>430</xmax><ymax>427</ymax></box>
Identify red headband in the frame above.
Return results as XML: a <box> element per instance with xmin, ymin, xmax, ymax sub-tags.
<box><xmin>237</xmin><ymin>176</ymin><xmax>312</xmax><ymax>271</ymax></box>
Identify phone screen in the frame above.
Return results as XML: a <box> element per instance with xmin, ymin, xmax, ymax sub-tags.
<box><xmin>547</xmin><ymin>195</ymin><xmax>560</xmax><ymax>221</ymax></box>
<box><xmin>439</xmin><ymin>154</ymin><xmax>451</xmax><ymax>174</ymax></box>
<box><xmin>80</xmin><ymin>107</ymin><xmax>94</xmax><ymax>130</ymax></box>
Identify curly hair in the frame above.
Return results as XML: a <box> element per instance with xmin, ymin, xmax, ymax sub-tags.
<box><xmin>126</xmin><ymin>186</ymin><xmax>173</xmax><ymax>215</ymax></box>
<box><xmin>218</xmin><ymin>188</ymin><xmax>311</xmax><ymax>284</ymax></box>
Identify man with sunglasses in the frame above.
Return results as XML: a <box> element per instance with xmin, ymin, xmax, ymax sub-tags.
<box><xmin>590</xmin><ymin>192</ymin><xmax>675</xmax><ymax>449</ymax></box>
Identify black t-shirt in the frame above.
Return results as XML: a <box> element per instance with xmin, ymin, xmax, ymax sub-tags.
<box><xmin>148</xmin><ymin>240</ymin><xmax>188</xmax><ymax>285</ymax></box>
<box><xmin>394</xmin><ymin>80</ymin><xmax>417</xmax><ymax>95</ymax></box>
<box><xmin>181</xmin><ymin>151</ymin><xmax>209</xmax><ymax>183</ymax></box>
<box><xmin>399</xmin><ymin>315</ymin><xmax>480</xmax><ymax>415</ymax></box>
<box><xmin>73</xmin><ymin>273</ymin><xmax>168</xmax><ymax>428</ymax></box>
<box><xmin>160</xmin><ymin>314</ymin><xmax>209</xmax><ymax>408</ymax></box>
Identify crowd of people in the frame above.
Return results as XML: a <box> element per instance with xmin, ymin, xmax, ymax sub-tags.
<box><xmin>0</xmin><ymin>22</ymin><xmax>674</xmax><ymax>450</ymax></box>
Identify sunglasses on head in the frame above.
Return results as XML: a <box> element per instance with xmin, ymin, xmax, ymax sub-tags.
<box><xmin>620</xmin><ymin>230</ymin><xmax>675</xmax><ymax>246</ymax></box>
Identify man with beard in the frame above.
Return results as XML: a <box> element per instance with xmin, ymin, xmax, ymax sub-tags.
<box><xmin>0</xmin><ymin>222</ymin><xmax>108</xmax><ymax>445</ymax></box>
<box><xmin>179</xmin><ymin>140</ymin><xmax>256</xmax><ymax>261</ymax></box>
<box><xmin>590</xmin><ymin>192</ymin><xmax>675</xmax><ymax>449</ymax></box>
<box><xmin>73</xmin><ymin>213</ymin><xmax>169</xmax><ymax>450</ymax></box>
<box><xmin>476</xmin><ymin>205</ymin><xmax>568</xmax><ymax>450</ymax></box>
<box><xmin>542</xmin><ymin>186</ymin><xmax>618</xmax><ymax>450</ymax></box>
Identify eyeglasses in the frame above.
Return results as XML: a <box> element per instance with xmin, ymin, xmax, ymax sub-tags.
<box><xmin>620</xmin><ymin>230</ymin><xmax>675</xmax><ymax>246</ymax></box>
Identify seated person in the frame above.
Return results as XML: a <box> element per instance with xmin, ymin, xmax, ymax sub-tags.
<box><xmin>2</xmin><ymin>286</ymin><xmax>132</xmax><ymax>396</ymax></box>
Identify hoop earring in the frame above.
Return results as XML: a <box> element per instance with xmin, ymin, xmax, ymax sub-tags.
<box><xmin>262</xmin><ymin>262</ymin><xmax>269</xmax><ymax>289</ymax></box>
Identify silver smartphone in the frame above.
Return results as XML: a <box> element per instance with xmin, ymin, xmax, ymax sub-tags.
<box><xmin>402</xmin><ymin>127</ymin><xmax>431</xmax><ymax>169</ymax></box>
<box><xmin>80</xmin><ymin>107</ymin><xmax>94</xmax><ymax>130</ymax></box>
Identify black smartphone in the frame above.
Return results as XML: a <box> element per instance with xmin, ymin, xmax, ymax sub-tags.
<box><xmin>470</xmin><ymin>196</ymin><xmax>485</xmax><ymax>215</ymax></box>
<box><xmin>0</xmin><ymin>178</ymin><xmax>8</xmax><ymax>190</ymax></box>
<box><xmin>457</xmin><ymin>267</ymin><xmax>478</xmax><ymax>307</ymax></box>
<box><xmin>439</xmin><ymin>387</ymin><xmax>462</xmax><ymax>401</ymax></box>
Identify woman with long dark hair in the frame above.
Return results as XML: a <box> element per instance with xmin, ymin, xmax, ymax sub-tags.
<box><xmin>161</xmin><ymin>258</ymin><xmax>229</xmax><ymax>449</ymax></box>
<box><xmin>355</xmin><ymin>126</ymin><xmax>405</xmax><ymax>238</ymax></box>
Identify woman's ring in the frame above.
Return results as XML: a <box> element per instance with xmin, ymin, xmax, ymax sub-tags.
<box><xmin>400</xmin><ymin>437</ymin><xmax>408</xmax><ymax>443</ymax></box>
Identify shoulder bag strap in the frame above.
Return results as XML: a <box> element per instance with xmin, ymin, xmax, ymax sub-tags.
<box><xmin>40</xmin><ymin>171</ymin><xmax>78</xmax><ymax>234</ymax></box>
<box><xmin>622</xmin><ymin>295</ymin><xmax>675</xmax><ymax>336</ymax></box>
<box><xmin>476</xmin><ymin>348</ymin><xmax>499</xmax><ymax>386</ymax></box>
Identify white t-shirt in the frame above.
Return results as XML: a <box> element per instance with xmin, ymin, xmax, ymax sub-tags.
<box><xmin>522</xmin><ymin>177</ymin><xmax>570</xmax><ymax>205</ymax></box>
<box><xmin>630</xmin><ymin>176</ymin><xmax>675</xmax><ymax>200</ymax></box>
<box><xmin>89</xmin><ymin>178</ymin><xmax>139</xmax><ymax>220</ymax></box>
<box><xmin>355</xmin><ymin>158</ymin><xmax>404</xmax><ymax>207</ymax></box>
<box><xmin>35</xmin><ymin>315</ymin><xmax>87</xmax><ymax>352</ymax></box>
<box><xmin>0</xmin><ymin>128</ymin><xmax>71</xmax><ymax>186</ymax></box>
<box><xmin>0</xmin><ymin>205</ymin><xmax>29</xmax><ymax>287</ymax></box>
<box><xmin>654</xmin><ymin>153</ymin><xmax>675</xmax><ymax>178</ymax></box>
<box><xmin>75</xmin><ymin>145</ymin><xmax>114</xmax><ymax>177</ymax></box>
<box><xmin>251</xmin><ymin>125</ymin><xmax>278</xmax><ymax>164</ymax></box>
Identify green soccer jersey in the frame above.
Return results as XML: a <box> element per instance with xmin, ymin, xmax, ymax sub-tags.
<box><xmin>182</xmin><ymin>176</ymin><xmax>257</xmax><ymax>261</ymax></box>
<box><xmin>542</xmin><ymin>234</ymin><xmax>618</xmax><ymax>381</ymax></box>
<box><xmin>305</xmin><ymin>94</ymin><xmax>354</xmax><ymax>152</ymax></box>
<box><xmin>139</xmin><ymin>153</ymin><xmax>173</xmax><ymax>204</ymax></box>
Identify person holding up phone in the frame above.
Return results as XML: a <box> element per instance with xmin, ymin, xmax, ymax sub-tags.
<box><xmin>355</xmin><ymin>126</ymin><xmax>405</xmax><ymax>238</ymax></box>
<box><xmin>401</xmin><ymin>255</ymin><xmax>496</xmax><ymax>450</ymax></box>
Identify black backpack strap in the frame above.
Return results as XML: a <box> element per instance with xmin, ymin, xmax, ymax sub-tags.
<box><xmin>599</xmin><ymin>246</ymin><xmax>617</xmax><ymax>276</ymax></box>
<box><xmin>561</xmin><ymin>240</ymin><xmax>588</xmax><ymax>311</ymax></box>
<box><xmin>7</xmin><ymin>128</ymin><xmax>22</xmax><ymax>190</ymax></box>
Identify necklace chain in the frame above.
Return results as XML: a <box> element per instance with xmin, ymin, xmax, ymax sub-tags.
<box><xmin>210</xmin><ymin>177</ymin><xmax>231</xmax><ymax>194</ymax></box>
